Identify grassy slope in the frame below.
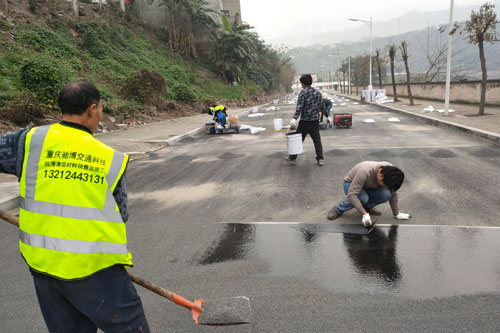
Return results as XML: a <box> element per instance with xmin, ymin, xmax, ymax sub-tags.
<box><xmin>0</xmin><ymin>1</ymin><xmax>263</xmax><ymax>125</ymax></box>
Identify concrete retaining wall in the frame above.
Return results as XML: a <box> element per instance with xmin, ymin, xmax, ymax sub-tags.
<box><xmin>358</xmin><ymin>80</ymin><xmax>500</xmax><ymax>106</ymax></box>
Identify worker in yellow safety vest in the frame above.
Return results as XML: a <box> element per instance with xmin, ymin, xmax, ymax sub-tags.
<box><xmin>0</xmin><ymin>81</ymin><xmax>149</xmax><ymax>332</ymax></box>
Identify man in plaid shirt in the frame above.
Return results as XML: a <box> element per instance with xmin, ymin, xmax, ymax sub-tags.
<box><xmin>283</xmin><ymin>74</ymin><xmax>325</xmax><ymax>166</ymax></box>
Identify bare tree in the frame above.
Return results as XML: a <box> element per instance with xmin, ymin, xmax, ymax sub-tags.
<box><xmin>414</xmin><ymin>24</ymin><xmax>473</xmax><ymax>82</ymax></box>
<box><xmin>400</xmin><ymin>41</ymin><xmax>414</xmax><ymax>105</ymax></box>
<box><xmin>72</xmin><ymin>0</ymin><xmax>79</xmax><ymax>17</ymax></box>
<box><xmin>465</xmin><ymin>2</ymin><xmax>497</xmax><ymax>116</ymax></box>
<box><xmin>387</xmin><ymin>44</ymin><xmax>399</xmax><ymax>102</ymax></box>
<box><xmin>375</xmin><ymin>49</ymin><xmax>383</xmax><ymax>88</ymax></box>
<box><xmin>0</xmin><ymin>0</ymin><xmax>8</xmax><ymax>14</ymax></box>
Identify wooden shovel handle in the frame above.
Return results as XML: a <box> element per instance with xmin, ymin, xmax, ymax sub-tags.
<box><xmin>0</xmin><ymin>211</ymin><xmax>19</xmax><ymax>227</ymax></box>
<box><xmin>128</xmin><ymin>272</ymin><xmax>175</xmax><ymax>302</ymax></box>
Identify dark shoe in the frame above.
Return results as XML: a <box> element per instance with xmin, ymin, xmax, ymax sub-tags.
<box><xmin>327</xmin><ymin>208</ymin><xmax>341</xmax><ymax>220</ymax></box>
<box><xmin>282</xmin><ymin>156</ymin><xmax>296</xmax><ymax>165</ymax></box>
<box><xmin>317</xmin><ymin>159</ymin><xmax>324</xmax><ymax>166</ymax></box>
<box><xmin>366</xmin><ymin>208</ymin><xmax>382</xmax><ymax>216</ymax></box>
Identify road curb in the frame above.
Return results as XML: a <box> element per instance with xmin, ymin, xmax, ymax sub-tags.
<box><xmin>143</xmin><ymin>107</ymin><xmax>255</xmax><ymax>146</ymax></box>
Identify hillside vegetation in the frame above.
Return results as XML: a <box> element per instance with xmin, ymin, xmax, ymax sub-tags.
<box><xmin>0</xmin><ymin>0</ymin><xmax>290</xmax><ymax>131</ymax></box>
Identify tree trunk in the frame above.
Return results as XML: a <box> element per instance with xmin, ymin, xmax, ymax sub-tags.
<box><xmin>72</xmin><ymin>0</ymin><xmax>79</xmax><ymax>17</ymax></box>
<box><xmin>120</xmin><ymin>0</ymin><xmax>125</xmax><ymax>12</ymax></box>
<box><xmin>403</xmin><ymin>59</ymin><xmax>413</xmax><ymax>105</ymax></box>
<box><xmin>376</xmin><ymin>50</ymin><xmax>383</xmax><ymax>88</ymax></box>
<box><xmin>98</xmin><ymin>0</ymin><xmax>103</xmax><ymax>12</ymax></box>
<box><xmin>0</xmin><ymin>0</ymin><xmax>8</xmax><ymax>14</ymax></box>
<box><xmin>478</xmin><ymin>39</ymin><xmax>487</xmax><ymax>116</ymax></box>
<box><xmin>400</xmin><ymin>42</ymin><xmax>414</xmax><ymax>105</ymax></box>
<box><xmin>343</xmin><ymin>70</ymin><xmax>346</xmax><ymax>94</ymax></box>
<box><xmin>390</xmin><ymin>58</ymin><xmax>398</xmax><ymax>102</ymax></box>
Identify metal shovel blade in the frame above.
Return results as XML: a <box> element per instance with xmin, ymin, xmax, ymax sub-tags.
<box><xmin>196</xmin><ymin>296</ymin><xmax>251</xmax><ymax>325</ymax></box>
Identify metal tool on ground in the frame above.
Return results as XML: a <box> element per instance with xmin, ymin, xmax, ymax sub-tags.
<box><xmin>0</xmin><ymin>211</ymin><xmax>252</xmax><ymax>326</ymax></box>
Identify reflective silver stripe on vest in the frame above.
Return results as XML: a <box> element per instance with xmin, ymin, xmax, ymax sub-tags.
<box><xmin>20</xmin><ymin>230</ymin><xmax>129</xmax><ymax>254</ymax></box>
<box><xmin>22</xmin><ymin>125</ymin><xmax>125</xmax><ymax>223</ymax></box>
<box><xmin>24</xmin><ymin>126</ymin><xmax>50</xmax><ymax>200</ymax></box>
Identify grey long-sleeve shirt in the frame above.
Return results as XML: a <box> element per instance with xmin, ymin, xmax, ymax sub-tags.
<box><xmin>293</xmin><ymin>86</ymin><xmax>324</xmax><ymax>121</ymax></box>
<box><xmin>344</xmin><ymin>161</ymin><xmax>400</xmax><ymax>216</ymax></box>
<box><xmin>0</xmin><ymin>122</ymin><xmax>129</xmax><ymax>222</ymax></box>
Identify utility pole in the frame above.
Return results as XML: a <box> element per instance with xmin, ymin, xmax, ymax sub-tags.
<box><xmin>444</xmin><ymin>0</ymin><xmax>454</xmax><ymax>116</ymax></box>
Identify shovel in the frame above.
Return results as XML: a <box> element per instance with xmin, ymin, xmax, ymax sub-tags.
<box><xmin>0</xmin><ymin>211</ymin><xmax>251</xmax><ymax>326</ymax></box>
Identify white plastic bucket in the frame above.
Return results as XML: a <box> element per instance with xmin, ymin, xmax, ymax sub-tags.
<box><xmin>273</xmin><ymin>118</ymin><xmax>282</xmax><ymax>130</ymax></box>
<box><xmin>251</xmin><ymin>106</ymin><xmax>258</xmax><ymax>113</ymax></box>
<box><xmin>286</xmin><ymin>132</ymin><xmax>303</xmax><ymax>155</ymax></box>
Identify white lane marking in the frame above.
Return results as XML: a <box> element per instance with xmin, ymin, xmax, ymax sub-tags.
<box><xmin>264</xmin><ymin>144</ymin><xmax>483</xmax><ymax>151</ymax></box>
<box><xmin>215</xmin><ymin>222</ymin><xmax>500</xmax><ymax>229</ymax></box>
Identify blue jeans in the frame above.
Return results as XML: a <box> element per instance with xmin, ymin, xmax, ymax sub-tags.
<box><xmin>335</xmin><ymin>181</ymin><xmax>392</xmax><ymax>214</ymax></box>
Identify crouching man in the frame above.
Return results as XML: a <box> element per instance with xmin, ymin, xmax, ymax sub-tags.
<box><xmin>327</xmin><ymin>161</ymin><xmax>411</xmax><ymax>227</ymax></box>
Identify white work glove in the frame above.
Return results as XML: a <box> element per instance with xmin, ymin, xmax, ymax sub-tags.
<box><xmin>290</xmin><ymin>118</ymin><xmax>298</xmax><ymax>129</ymax></box>
<box><xmin>394</xmin><ymin>213</ymin><xmax>411</xmax><ymax>220</ymax></box>
<box><xmin>362</xmin><ymin>213</ymin><xmax>372</xmax><ymax>227</ymax></box>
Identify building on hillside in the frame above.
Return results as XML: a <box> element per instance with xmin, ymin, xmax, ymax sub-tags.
<box><xmin>132</xmin><ymin>0</ymin><xmax>241</xmax><ymax>55</ymax></box>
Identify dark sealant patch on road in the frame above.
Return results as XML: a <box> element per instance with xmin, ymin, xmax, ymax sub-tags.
<box><xmin>399</xmin><ymin>150</ymin><xmax>422</xmax><ymax>159</ymax></box>
<box><xmin>218</xmin><ymin>152</ymin><xmax>245</xmax><ymax>160</ymax></box>
<box><xmin>196</xmin><ymin>223</ymin><xmax>500</xmax><ymax>299</ymax></box>
<box><xmin>429</xmin><ymin>149</ymin><xmax>457</xmax><ymax>158</ymax></box>
<box><xmin>325</xmin><ymin>149</ymin><xmax>349</xmax><ymax>156</ymax></box>
<box><xmin>369</xmin><ymin>150</ymin><xmax>397</xmax><ymax>159</ymax></box>
<box><xmin>469</xmin><ymin>147</ymin><xmax>500</xmax><ymax>158</ymax></box>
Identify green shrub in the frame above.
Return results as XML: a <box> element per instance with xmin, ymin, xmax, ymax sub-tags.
<box><xmin>80</xmin><ymin>23</ymin><xmax>112</xmax><ymax>59</ymax></box>
<box><xmin>170</xmin><ymin>83</ymin><xmax>203</xmax><ymax>104</ymax></box>
<box><xmin>20</xmin><ymin>53</ymin><xmax>75</xmax><ymax>106</ymax></box>
<box><xmin>164</xmin><ymin>64</ymin><xmax>190</xmax><ymax>84</ymax></box>
<box><xmin>121</xmin><ymin>69</ymin><xmax>166</xmax><ymax>104</ymax></box>
<box><xmin>17</xmin><ymin>24</ymin><xmax>78</xmax><ymax>59</ymax></box>
<box><xmin>28</xmin><ymin>0</ymin><xmax>40</xmax><ymax>13</ymax></box>
<box><xmin>0</xmin><ymin>18</ymin><xmax>13</xmax><ymax>31</ymax></box>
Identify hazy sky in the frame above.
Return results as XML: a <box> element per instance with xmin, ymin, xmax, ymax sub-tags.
<box><xmin>240</xmin><ymin>0</ymin><xmax>498</xmax><ymax>40</ymax></box>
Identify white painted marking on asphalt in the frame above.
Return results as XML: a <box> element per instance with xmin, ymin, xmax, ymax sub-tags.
<box><xmin>216</xmin><ymin>222</ymin><xmax>500</xmax><ymax>229</ymax></box>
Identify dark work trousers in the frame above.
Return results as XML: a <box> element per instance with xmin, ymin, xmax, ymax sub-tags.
<box><xmin>32</xmin><ymin>265</ymin><xmax>150</xmax><ymax>333</ymax></box>
<box><xmin>289</xmin><ymin>120</ymin><xmax>324</xmax><ymax>161</ymax></box>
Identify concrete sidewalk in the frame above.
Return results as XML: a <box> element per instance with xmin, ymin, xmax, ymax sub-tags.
<box><xmin>1</xmin><ymin>97</ymin><xmax>499</xmax><ymax>212</ymax></box>
<box><xmin>329</xmin><ymin>90</ymin><xmax>500</xmax><ymax>146</ymax></box>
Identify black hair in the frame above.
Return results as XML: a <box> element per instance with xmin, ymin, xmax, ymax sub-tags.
<box><xmin>300</xmin><ymin>74</ymin><xmax>313</xmax><ymax>86</ymax></box>
<box><xmin>380</xmin><ymin>166</ymin><xmax>404</xmax><ymax>191</ymax></box>
<box><xmin>58</xmin><ymin>81</ymin><xmax>101</xmax><ymax>115</ymax></box>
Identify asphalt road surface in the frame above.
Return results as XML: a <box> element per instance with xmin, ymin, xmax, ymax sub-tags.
<box><xmin>1</xmin><ymin>95</ymin><xmax>500</xmax><ymax>331</ymax></box>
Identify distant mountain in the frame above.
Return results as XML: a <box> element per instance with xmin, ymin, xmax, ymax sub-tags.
<box><xmin>267</xmin><ymin>5</ymin><xmax>485</xmax><ymax>47</ymax></box>
<box><xmin>290</xmin><ymin>24</ymin><xmax>500</xmax><ymax>81</ymax></box>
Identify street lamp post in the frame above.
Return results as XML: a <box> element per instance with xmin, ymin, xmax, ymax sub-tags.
<box><xmin>444</xmin><ymin>0</ymin><xmax>454</xmax><ymax>116</ymax></box>
<box><xmin>349</xmin><ymin>17</ymin><xmax>372</xmax><ymax>90</ymax></box>
<box><xmin>336</xmin><ymin>42</ymin><xmax>351</xmax><ymax>94</ymax></box>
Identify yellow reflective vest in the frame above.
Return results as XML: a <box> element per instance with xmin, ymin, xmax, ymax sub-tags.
<box><xmin>19</xmin><ymin>124</ymin><xmax>132</xmax><ymax>280</ymax></box>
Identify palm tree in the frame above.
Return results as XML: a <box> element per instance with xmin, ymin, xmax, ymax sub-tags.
<box><xmin>160</xmin><ymin>0</ymin><xmax>217</xmax><ymax>58</ymax></box>
<box><xmin>212</xmin><ymin>14</ymin><xmax>258</xmax><ymax>81</ymax></box>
